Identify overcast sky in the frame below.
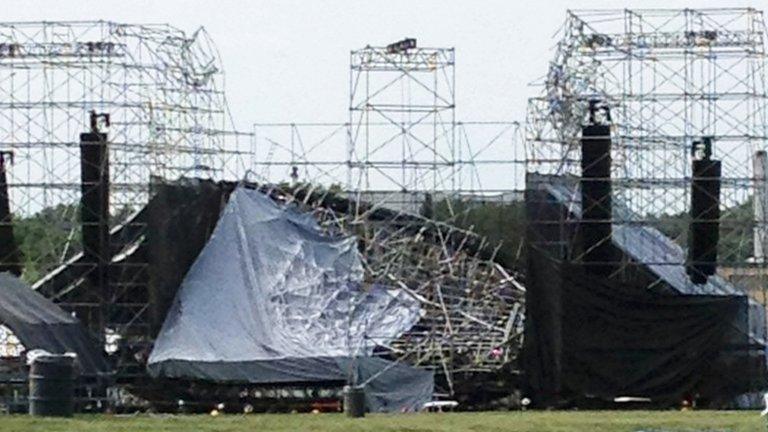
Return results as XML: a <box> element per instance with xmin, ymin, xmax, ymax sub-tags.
<box><xmin>4</xmin><ymin>0</ymin><xmax>760</xmax><ymax>130</ymax></box>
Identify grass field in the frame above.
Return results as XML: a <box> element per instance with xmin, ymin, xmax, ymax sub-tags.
<box><xmin>0</xmin><ymin>411</ymin><xmax>764</xmax><ymax>432</ymax></box>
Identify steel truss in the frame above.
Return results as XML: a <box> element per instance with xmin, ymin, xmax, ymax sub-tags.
<box><xmin>250</xmin><ymin>41</ymin><xmax>528</xmax><ymax>395</ymax></box>
<box><xmin>526</xmin><ymin>8</ymin><xmax>768</xmax><ymax>302</ymax></box>
<box><xmin>0</xmin><ymin>21</ymin><xmax>247</xmax><ymax>371</ymax></box>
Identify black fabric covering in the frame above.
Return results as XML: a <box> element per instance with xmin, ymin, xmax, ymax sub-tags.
<box><xmin>522</xmin><ymin>184</ymin><xmax>568</xmax><ymax>406</ymax></box>
<box><xmin>145</xmin><ymin>178</ymin><xmax>227</xmax><ymax>335</ymax></box>
<box><xmin>560</xmin><ymin>265</ymin><xmax>745</xmax><ymax>403</ymax></box>
<box><xmin>523</xmin><ymin>174</ymin><xmax>761</xmax><ymax>407</ymax></box>
<box><xmin>0</xmin><ymin>272</ymin><xmax>108</xmax><ymax>375</ymax></box>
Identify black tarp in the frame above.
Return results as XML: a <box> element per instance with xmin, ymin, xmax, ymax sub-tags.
<box><xmin>523</xmin><ymin>174</ymin><xmax>763</xmax><ymax>406</ymax></box>
<box><xmin>522</xmin><ymin>232</ymin><xmax>564</xmax><ymax>406</ymax></box>
<box><xmin>0</xmin><ymin>272</ymin><xmax>108</xmax><ymax>375</ymax></box>
<box><xmin>524</xmin><ymin>252</ymin><xmax>748</xmax><ymax>405</ymax></box>
<box><xmin>145</xmin><ymin>177</ymin><xmax>227</xmax><ymax>335</ymax></box>
<box><xmin>560</xmin><ymin>265</ymin><xmax>746</xmax><ymax>404</ymax></box>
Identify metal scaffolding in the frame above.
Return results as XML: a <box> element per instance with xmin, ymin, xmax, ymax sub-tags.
<box><xmin>348</xmin><ymin>43</ymin><xmax>456</xmax><ymax>194</ymax></box>
<box><xmin>252</xmin><ymin>121</ymin><xmax>525</xmax><ymax>211</ymax></box>
<box><xmin>253</xmin><ymin>40</ymin><xmax>526</xmax><ymax>211</ymax></box>
<box><xmin>525</xmin><ymin>8</ymin><xmax>768</xmax><ymax>305</ymax></box>
<box><xmin>257</xmin><ymin>183</ymin><xmax>526</xmax><ymax>396</ymax></box>
<box><xmin>0</xmin><ymin>21</ymin><xmax>247</xmax><ymax>359</ymax></box>
<box><xmin>250</xmin><ymin>40</ymin><xmax>528</xmax><ymax>396</ymax></box>
<box><xmin>0</xmin><ymin>26</ymin><xmax>527</xmax><ymax>400</ymax></box>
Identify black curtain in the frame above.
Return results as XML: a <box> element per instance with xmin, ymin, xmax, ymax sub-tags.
<box><xmin>560</xmin><ymin>265</ymin><xmax>746</xmax><ymax>404</ymax></box>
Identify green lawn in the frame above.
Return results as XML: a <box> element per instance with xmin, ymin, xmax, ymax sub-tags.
<box><xmin>0</xmin><ymin>411</ymin><xmax>764</xmax><ymax>432</ymax></box>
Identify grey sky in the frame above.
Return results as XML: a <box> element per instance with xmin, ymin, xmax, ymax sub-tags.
<box><xmin>5</xmin><ymin>0</ymin><xmax>761</xmax><ymax>130</ymax></box>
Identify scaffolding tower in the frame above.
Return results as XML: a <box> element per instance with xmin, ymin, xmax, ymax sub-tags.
<box><xmin>252</xmin><ymin>121</ymin><xmax>525</xmax><ymax>210</ymax></box>
<box><xmin>251</xmin><ymin>39</ymin><xmax>528</xmax><ymax>396</ymax></box>
<box><xmin>254</xmin><ymin>39</ymin><xmax>526</xmax><ymax>213</ymax></box>
<box><xmin>522</xmin><ymin>8</ymin><xmax>768</xmax><ymax>405</ymax></box>
<box><xmin>526</xmin><ymin>8</ymin><xmax>768</xmax><ymax>280</ymax></box>
<box><xmin>348</xmin><ymin>41</ymin><xmax>456</xmax><ymax>195</ymax></box>
<box><xmin>0</xmin><ymin>21</ymin><xmax>246</xmax><ymax>362</ymax></box>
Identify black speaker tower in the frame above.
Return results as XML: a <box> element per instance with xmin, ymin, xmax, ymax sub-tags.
<box><xmin>686</xmin><ymin>137</ymin><xmax>721</xmax><ymax>284</ymax></box>
<box><xmin>0</xmin><ymin>151</ymin><xmax>21</xmax><ymax>276</ymax></box>
<box><xmin>80</xmin><ymin>111</ymin><xmax>111</xmax><ymax>336</ymax></box>
<box><xmin>580</xmin><ymin>100</ymin><xmax>616</xmax><ymax>274</ymax></box>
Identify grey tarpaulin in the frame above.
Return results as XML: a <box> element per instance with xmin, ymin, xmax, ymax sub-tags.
<box><xmin>0</xmin><ymin>272</ymin><xmax>108</xmax><ymax>375</ymax></box>
<box><xmin>148</xmin><ymin>187</ymin><xmax>434</xmax><ymax>412</ymax></box>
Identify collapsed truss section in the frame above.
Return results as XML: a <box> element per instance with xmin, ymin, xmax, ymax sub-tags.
<box><xmin>266</xmin><ymin>183</ymin><xmax>526</xmax><ymax>396</ymax></box>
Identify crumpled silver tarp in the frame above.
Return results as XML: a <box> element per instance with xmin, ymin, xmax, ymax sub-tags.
<box><xmin>148</xmin><ymin>187</ymin><xmax>433</xmax><ymax>412</ymax></box>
